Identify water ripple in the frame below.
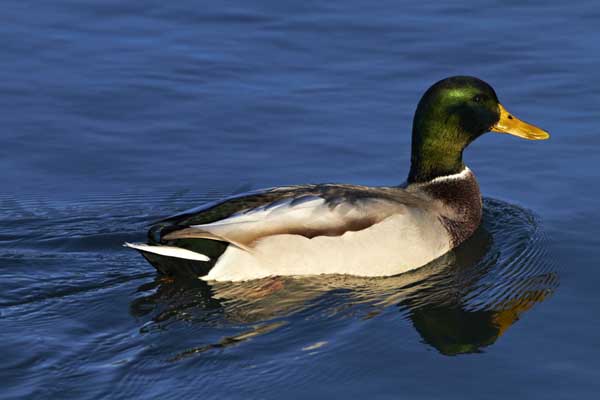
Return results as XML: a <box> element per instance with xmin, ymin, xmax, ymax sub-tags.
<box><xmin>0</xmin><ymin>193</ymin><xmax>560</xmax><ymax>399</ymax></box>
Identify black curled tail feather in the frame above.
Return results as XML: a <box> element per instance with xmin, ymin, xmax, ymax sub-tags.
<box><xmin>148</xmin><ymin>222</ymin><xmax>182</xmax><ymax>244</ymax></box>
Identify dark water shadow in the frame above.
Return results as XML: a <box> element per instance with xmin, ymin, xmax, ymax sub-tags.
<box><xmin>130</xmin><ymin>199</ymin><xmax>559</xmax><ymax>358</ymax></box>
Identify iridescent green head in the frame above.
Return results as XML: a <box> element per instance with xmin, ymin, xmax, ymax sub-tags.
<box><xmin>407</xmin><ymin>76</ymin><xmax>549</xmax><ymax>183</ymax></box>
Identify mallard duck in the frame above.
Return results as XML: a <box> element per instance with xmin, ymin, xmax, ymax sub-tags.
<box><xmin>125</xmin><ymin>76</ymin><xmax>549</xmax><ymax>282</ymax></box>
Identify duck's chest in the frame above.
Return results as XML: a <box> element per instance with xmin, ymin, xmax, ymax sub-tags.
<box><xmin>411</xmin><ymin>169</ymin><xmax>483</xmax><ymax>247</ymax></box>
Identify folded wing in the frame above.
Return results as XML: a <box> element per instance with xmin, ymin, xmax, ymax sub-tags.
<box><xmin>162</xmin><ymin>188</ymin><xmax>423</xmax><ymax>250</ymax></box>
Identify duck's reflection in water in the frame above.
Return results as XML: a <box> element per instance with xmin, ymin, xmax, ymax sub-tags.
<box><xmin>397</xmin><ymin>224</ymin><xmax>557</xmax><ymax>355</ymax></box>
<box><xmin>130</xmin><ymin>199</ymin><xmax>559</xmax><ymax>357</ymax></box>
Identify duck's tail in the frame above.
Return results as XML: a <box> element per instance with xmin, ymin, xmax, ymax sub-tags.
<box><xmin>125</xmin><ymin>217</ymin><xmax>233</xmax><ymax>278</ymax></box>
<box><xmin>123</xmin><ymin>242</ymin><xmax>211</xmax><ymax>262</ymax></box>
<box><xmin>124</xmin><ymin>224</ymin><xmax>230</xmax><ymax>277</ymax></box>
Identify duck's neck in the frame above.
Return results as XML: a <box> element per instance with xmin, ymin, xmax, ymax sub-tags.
<box><xmin>406</xmin><ymin>108</ymin><xmax>471</xmax><ymax>184</ymax></box>
<box><xmin>406</xmin><ymin>121</ymin><xmax>467</xmax><ymax>184</ymax></box>
<box><xmin>407</xmin><ymin>149</ymin><xmax>465</xmax><ymax>184</ymax></box>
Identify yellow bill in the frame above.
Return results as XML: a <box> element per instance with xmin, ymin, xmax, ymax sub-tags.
<box><xmin>491</xmin><ymin>103</ymin><xmax>550</xmax><ymax>140</ymax></box>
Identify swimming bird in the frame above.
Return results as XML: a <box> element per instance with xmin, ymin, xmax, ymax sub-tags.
<box><xmin>125</xmin><ymin>76</ymin><xmax>549</xmax><ymax>282</ymax></box>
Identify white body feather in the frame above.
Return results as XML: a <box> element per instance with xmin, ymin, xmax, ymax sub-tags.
<box><xmin>204</xmin><ymin>212</ymin><xmax>450</xmax><ymax>281</ymax></box>
<box><xmin>123</xmin><ymin>242</ymin><xmax>210</xmax><ymax>262</ymax></box>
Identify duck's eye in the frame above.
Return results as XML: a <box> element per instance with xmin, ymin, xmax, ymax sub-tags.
<box><xmin>472</xmin><ymin>94</ymin><xmax>485</xmax><ymax>103</ymax></box>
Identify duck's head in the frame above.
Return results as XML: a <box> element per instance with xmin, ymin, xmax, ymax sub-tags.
<box><xmin>407</xmin><ymin>76</ymin><xmax>549</xmax><ymax>183</ymax></box>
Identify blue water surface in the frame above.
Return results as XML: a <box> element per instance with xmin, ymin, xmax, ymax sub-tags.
<box><xmin>1</xmin><ymin>1</ymin><xmax>599</xmax><ymax>399</ymax></box>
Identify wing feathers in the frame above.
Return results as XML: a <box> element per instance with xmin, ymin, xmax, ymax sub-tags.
<box><xmin>162</xmin><ymin>228</ymin><xmax>253</xmax><ymax>252</ymax></box>
<box><xmin>162</xmin><ymin>195</ymin><xmax>410</xmax><ymax>250</ymax></box>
